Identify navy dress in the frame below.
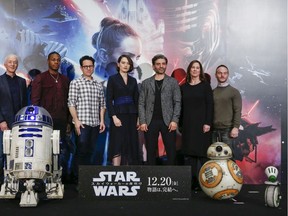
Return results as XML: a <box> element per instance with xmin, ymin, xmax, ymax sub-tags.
<box><xmin>106</xmin><ymin>73</ymin><xmax>140</xmax><ymax>165</ymax></box>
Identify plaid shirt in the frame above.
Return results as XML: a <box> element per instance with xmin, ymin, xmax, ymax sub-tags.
<box><xmin>68</xmin><ymin>75</ymin><xmax>106</xmax><ymax>127</ymax></box>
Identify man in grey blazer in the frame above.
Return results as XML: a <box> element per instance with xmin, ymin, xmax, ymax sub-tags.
<box><xmin>0</xmin><ymin>54</ymin><xmax>28</xmax><ymax>183</ymax></box>
<box><xmin>138</xmin><ymin>54</ymin><xmax>181</xmax><ymax>165</ymax></box>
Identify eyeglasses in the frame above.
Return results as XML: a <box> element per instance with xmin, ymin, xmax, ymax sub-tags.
<box><xmin>82</xmin><ymin>65</ymin><xmax>94</xmax><ymax>70</ymax></box>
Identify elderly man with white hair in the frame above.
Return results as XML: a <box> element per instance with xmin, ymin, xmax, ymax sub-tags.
<box><xmin>0</xmin><ymin>54</ymin><xmax>27</xmax><ymax>183</ymax></box>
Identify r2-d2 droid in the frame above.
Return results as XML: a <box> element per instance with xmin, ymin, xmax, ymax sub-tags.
<box><xmin>0</xmin><ymin>106</ymin><xmax>64</xmax><ymax>207</ymax></box>
<box><xmin>199</xmin><ymin>142</ymin><xmax>243</xmax><ymax>200</ymax></box>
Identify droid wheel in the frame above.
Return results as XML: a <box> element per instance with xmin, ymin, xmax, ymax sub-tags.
<box><xmin>265</xmin><ymin>185</ymin><xmax>281</xmax><ymax>207</ymax></box>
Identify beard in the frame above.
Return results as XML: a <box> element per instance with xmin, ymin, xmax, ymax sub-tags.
<box><xmin>154</xmin><ymin>68</ymin><xmax>166</xmax><ymax>74</ymax></box>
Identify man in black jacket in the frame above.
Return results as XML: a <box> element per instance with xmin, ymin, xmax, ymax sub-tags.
<box><xmin>0</xmin><ymin>54</ymin><xmax>27</xmax><ymax>183</ymax></box>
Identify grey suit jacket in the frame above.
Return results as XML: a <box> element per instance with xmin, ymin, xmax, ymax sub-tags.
<box><xmin>0</xmin><ymin>73</ymin><xmax>27</xmax><ymax>128</ymax></box>
<box><xmin>138</xmin><ymin>74</ymin><xmax>181</xmax><ymax>126</ymax></box>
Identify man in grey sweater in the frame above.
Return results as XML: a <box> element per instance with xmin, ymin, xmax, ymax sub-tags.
<box><xmin>212</xmin><ymin>65</ymin><xmax>242</xmax><ymax>151</ymax></box>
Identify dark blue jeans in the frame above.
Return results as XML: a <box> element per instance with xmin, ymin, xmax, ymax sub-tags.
<box><xmin>212</xmin><ymin>128</ymin><xmax>233</xmax><ymax>146</ymax></box>
<box><xmin>212</xmin><ymin>128</ymin><xmax>237</xmax><ymax>160</ymax></box>
<box><xmin>74</xmin><ymin>125</ymin><xmax>100</xmax><ymax>179</ymax></box>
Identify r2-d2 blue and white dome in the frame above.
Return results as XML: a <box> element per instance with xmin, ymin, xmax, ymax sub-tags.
<box><xmin>198</xmin><ymin>142</ymin><xmax>243</xmax><ymax>200</ymax></box>
<box><xmin>0</xmin><ymin>106</ymin><xmax>64</xmax><ymax>207</ymax></box>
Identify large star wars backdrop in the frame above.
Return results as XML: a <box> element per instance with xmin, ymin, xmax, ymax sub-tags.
<box><xmin>0</xmin><ymin>0</ymin><xmax>286</xmax><ymax>184</ymax></box>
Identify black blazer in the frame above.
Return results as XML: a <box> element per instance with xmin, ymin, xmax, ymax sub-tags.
<box><xmin>106</xmin><ymin>73</ymin><xmax>139</xmax><ymax>117</ymax></box>
<box><xmin>0</xmin><ymin>73</ymin><xmax>27</xmax><ymax>128</ymax></box>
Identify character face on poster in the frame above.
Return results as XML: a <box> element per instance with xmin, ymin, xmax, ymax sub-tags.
<box><xmin>0</xmin><ymin>0</ymin><xmax>285</xmax><ymax>184</ymax></box>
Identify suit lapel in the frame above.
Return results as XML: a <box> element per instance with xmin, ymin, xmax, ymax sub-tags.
<box><xmin>149</xmin><ymin>76</ymin><xmax>156</xmax><ymax>93</ymax></box>
<box><xmin>116</xmin><ymin>73</ymin><xmax>127</xmax><ymax>88</ymax></box>
<box><xmin>162</xmin><ymin>75</ymin><xmax>168</xmax><ymax>90</ymax></box>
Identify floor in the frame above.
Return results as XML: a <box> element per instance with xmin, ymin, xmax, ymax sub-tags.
<box><xmin>0</xmin><ymin>183</ymin><xmax>286</xmax><ymax>216</ymax></box>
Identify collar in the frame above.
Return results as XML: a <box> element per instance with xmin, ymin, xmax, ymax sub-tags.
<box><xmin>154</xmin><ymin>73</ymin><xmax>166</xmax><ymax>81</ymax></box>
<box><xmin>5</xmin><ymin>72</ymin><xmax>16</xmax><ymax>79</ymax></box>
<box><xmin>217</xmin><ymin>82</ymin><xmax>229</xmax><ymax>87</ymax></box>
<box><xmin>81</xmin><ymin>74</ymin><xmax>96</xmax><ymax>82</ymax></box>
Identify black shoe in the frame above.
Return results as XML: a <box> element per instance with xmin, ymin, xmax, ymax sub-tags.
<box><xmin>75</xmin><ymin>185</ymin><xmax>79</xmax><ymax>192</ymax></box>
<box><xmin>0</xmin><ymin>175</ymin><xmax>4</xmax><ymax>185</ymax></box>
<box><xmin>71</xmin><ymin>175</ymin><xmax>78</xmax><ymax>185</ymax></box>
<box><xmin>63</xmin><ymin>174</ymin><xmax>76</xmax><ymax>184</ymax></box>
<box><xmin>193</xmin><ymin>186</ymin><xmax>202</xmax><ymax>192</ymax></box>
<box><xmin>191</xmin><ymin>180</ymin><xmax>201</xmax><ymax>191</ymax></box>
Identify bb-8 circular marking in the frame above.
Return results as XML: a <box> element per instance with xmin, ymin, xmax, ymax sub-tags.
<box><xmin>213</xmin><ymin>189</ymin><xmax>240</xmax><ymax>200</ymax></box>
<box><xmin>199</xmin><ymin>161</ymin><xmax>223</xmax><ymax>188</ymax></box>
<box><xmin>227</xmin><ymin>160</ymin><xmax>243</xmax><ymax>184</ymax></box>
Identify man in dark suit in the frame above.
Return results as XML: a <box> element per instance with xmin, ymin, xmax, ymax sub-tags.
<box><xmin>0</xmin><ymin>54</ymin><xmax>27</xmax><ymax>183</ymax></box>
<box><xmin>138</xmin><ymin>54</ymin><xmax>181</xmax><ymax>165</ymax></box>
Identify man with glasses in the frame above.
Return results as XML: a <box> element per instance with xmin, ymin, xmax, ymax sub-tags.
<box><xmin>68</xmin><ymin>55</ymin><xmax>106</xmax><ymax>184</ymax></box>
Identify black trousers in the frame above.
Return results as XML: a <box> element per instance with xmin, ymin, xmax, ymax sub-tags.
<box><xmin>144</xmin><ymin>119</ymin><xmax>176</xmax><ymax>165</ymax></box>
<box><xmin>184</xmin><ymin>155</ymin><xmax>208</xmax><ymax>187</ymax></box>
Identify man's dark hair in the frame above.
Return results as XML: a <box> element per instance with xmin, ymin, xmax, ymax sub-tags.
<box><xmin>48</xmin><ymin>51</ymin><xmax>61</xmax><ymax>60</ymax></box>
<box><xmin>152</xmin><ymin>54</ymin><xmax>168</xmax><ymax>65</ymax></box>
<box><xmin>79</xmin><ymin>55</ymin><xmax>95</xmax><ymax>66</ymax></box>
<box><xmin>216</xmin><ymin>64</ymin><xmax>229</xmax><ymax>73</ymax></box>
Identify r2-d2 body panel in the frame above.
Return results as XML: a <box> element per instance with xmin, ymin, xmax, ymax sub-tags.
<box><xmin>199</xmin><ymin>142</ymin><xmax>243</xmax><ymax>200</ymax></box>
<box><xmin>9</xmin><ymin>126</ymin><xmax>53</xmax><ymax>179</ymax></box>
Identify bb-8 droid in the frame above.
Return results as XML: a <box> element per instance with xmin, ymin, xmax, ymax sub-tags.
<box><xmin>199</xmin><ymin>142</ymin><xmax>243</xmax><ymax>200</ymax></box>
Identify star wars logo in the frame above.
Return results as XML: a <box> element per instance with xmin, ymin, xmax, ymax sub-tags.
<box><xmin>92</xmin><ymin>171</ymin><xmax>141</xmax><ymax>196</ymax></box>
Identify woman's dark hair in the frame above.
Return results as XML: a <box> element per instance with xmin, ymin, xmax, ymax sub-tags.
<box><xmin>92</xmin><ymin>17</ymin><xmax>139</xmax><ymax>54</ymax></box>
<box><xmin>28</xmin><ymin>68</ymin><xmax>41</xmax><ymax>80</ymax></box>
<box><xmin>117</xmin><ymin>55</ymin><xmax>134</xmax><ymax>73</ymax></box>
<box><xmin>186</xmin><ymin>60</ymin><xmax>206</xmax><ymax>83</ymax></box>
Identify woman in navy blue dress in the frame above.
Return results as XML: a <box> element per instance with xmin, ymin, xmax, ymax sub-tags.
<box><xmin>106</xmin><ymin>55</ymin><xmax>140</xmax><ymax>165</ymax></box>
